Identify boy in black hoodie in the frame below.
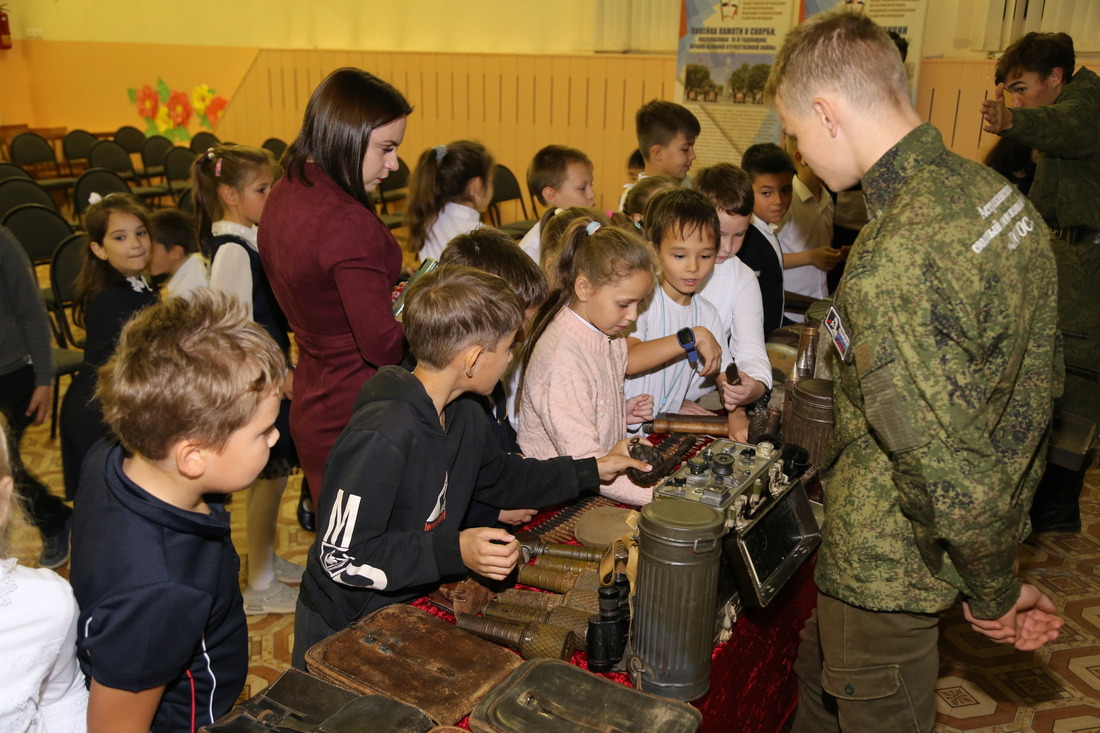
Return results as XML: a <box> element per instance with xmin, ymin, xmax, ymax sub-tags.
<box><xmin>292</xmin><ymin>265</ymin><xmax>649</xmax><ymax>666</ymax></box>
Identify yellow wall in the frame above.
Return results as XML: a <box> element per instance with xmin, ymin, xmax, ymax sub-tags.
<box><xmin>0</xmin><ymin>41</ymin><xmax>258</xmax><ymax>134</ymax></box>
<box><xmin>3</xmin><ymin>0</ymin><xmax>600</xmax><ymax>54</ymax></box>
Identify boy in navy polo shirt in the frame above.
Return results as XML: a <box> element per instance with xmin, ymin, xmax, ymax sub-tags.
<box><xmin>69</xmin><ymin>290</ymin><xmax>287</xmax><ymax>732</ymax></box>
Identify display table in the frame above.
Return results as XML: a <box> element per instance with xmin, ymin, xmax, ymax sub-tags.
<box><xmin>410</xmin><ymin>496</ymin><xmax>819</xmax><ymax>733</ymax></box>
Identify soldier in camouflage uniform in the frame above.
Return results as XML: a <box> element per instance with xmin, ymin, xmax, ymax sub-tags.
<box><xmin>982</xmin><ymin>31</ymin><xmax>1100</xmax><ymax>533</ymax></box>
<box><xmin>766</xmin><ymin>11</ymin><xmax>1064</xmax><ymax>732</ymax></box>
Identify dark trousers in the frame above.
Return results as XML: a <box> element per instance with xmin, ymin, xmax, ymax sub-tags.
<box><xmin>0</xmin><ymin>364</ymin><xmax>71</xmax><ymax>536</ymax></box>
<box><xmin>792</xmin><ymin>592</ymin><xmax>940</xmax><ymax>733</ymax></box>
<box><xmin>291</xmin><ymin>598</ymin><xmax>340</xmax><ymax>670</ymax></box>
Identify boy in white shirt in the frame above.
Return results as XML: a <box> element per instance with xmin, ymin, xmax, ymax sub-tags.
<box><xmin>738</xmin><ymin>143</ymin><xmax>793</xmax><ymax>335</ymax></box>
<box><xmin>625</xmin><ymin>188</ymin><xmax>746</xmax><ymax>439</ymax></box>
<box><xmin>693</xmin><ymin>164</ymin><xmax>772</xmax><ymax>409</ymax></box>
<box><xmin>520</xmin><ymin>146</ymin><xmax>596</xmax><ymax>264</ymax></box>
<box><xmin>148</xmin><ymin>209</ymin><xmax>209</xmax><ymax>299</ymax></box>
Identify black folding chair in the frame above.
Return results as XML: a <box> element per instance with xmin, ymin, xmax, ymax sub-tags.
<box><xmin>73</xmin><ymin>168</ymin><xmax>132</xmax><ymax>220</ymax></box>
<box><xmin>164</xmin><ymin>147</ymin><xmax>197</xmax><ymax>201</ymax></box>
<box><xmin>489</xmin><ymin>164</ymin><xmax>537</xmax><ymax>239</ymax></box>
<box><xmin>141</xmin><ymin>135</ymin><xmax>173</xmax><ymax>182</ymax></box>
<box><xmin>62</xmin><ymin>129</ymin><xmax>98</xmax><ymax>175</ymax></box>
<box><xmin>114</xmin><ymin>125</ymin><xmax>147</xmax><ymax>154</ymax></box>
<box><xmin>89</xmin><ymin>140</ymin><xmax>171</xmax><ymax>202</ymax></box>
<box><xmin>0</xmin><ymin>162</ymin><xmax>32</xmax><ymax>183</ymax></box>
<box><xmin>0</xmin><ymin>178</ymin><xmax>57</xmax><ymax>221</ymax></box>
<box><xmin>262</xmin><ymin>137</ymin><xmax>288</xmax><ymax>160</ymax></box>
<box><xmin>190</xmin><ymin>131</ymin><xmax>220</xmax><ymax>154</ymax></box>
<box><xmin>9</xmin><ymin>132</ymin><xmax>77</xmax><ymax>193</ymax></box>
<box><xmin>49</xmin><ymin>233</ymin><xmax>89</xmax><ymax>438</ymax></box>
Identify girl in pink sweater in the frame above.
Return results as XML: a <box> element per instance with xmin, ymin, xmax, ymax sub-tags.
<box><xmin>518</xmin><ymin>218</ymin><xmax>658</xmax><ymax>505</ymax></box>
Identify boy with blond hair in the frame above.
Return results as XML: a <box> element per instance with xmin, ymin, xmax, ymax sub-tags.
<box><xmin>693</xmin><ymin>164</ymin><xmax>772</xmax><ymax>409</ymax></box>
<box><xmin>70</xmin><ymin>290</ymin><xmax>286</xmax><ymax>732</ymax></box>
<box><xmin>767</xmin><ymin>10</ymin><xmax>1061</xmax><ymax>731</ymax></box>
<box><xmin>520</xmin><ymin>145</ymin><xmax>596</xmax><ymax>263</ymax></box>
<box><xmin>292</xmin><ymin>266</ymin><xmax>646</xmax><ymax>666</ymax></box>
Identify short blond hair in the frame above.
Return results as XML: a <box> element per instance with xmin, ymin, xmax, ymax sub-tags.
<box><xmin>765</xmin><ymin>10</ymin><xmax>909</xmax><ymax>117</ymax></box>
<box><xmin>97</xmin><ymin>289</ymin><xmax>287</xmax><ymax>460</ymax></box>
<box><xmin>403</xmin><ymin>265</ymin><xmax>524</xmax><ymax>370</ymax></box>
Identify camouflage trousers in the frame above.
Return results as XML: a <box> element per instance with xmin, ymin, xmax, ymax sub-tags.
<box><xmin>791</xmin><ymin>593</ymin><xmax>940</xmax><ymax>733</ymax></box>
<box><xmin>1051</xmin><ymin>233</ymin><xmax>1100</xmax><ymax>421</ymax></box>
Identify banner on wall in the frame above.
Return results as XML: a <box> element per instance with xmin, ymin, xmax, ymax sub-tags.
<box><xmin>675</xmin><ymin>0</ymin><xmax>795</xmax><ymax>170</ymax></box>
<box><xmin>800</xmin><ymin>0</ymin><xmax>928</xmax><ymax>97</ymax></box>
<box><xmin>676</xmin><ymin>0</ymin><xmax>927</xmax><ymax>169</ymax></box>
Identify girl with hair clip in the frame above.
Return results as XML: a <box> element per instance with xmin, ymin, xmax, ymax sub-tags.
<box><xmin>60</xmin><ymin>193</ymin><xmax>157</xmax><ymax>501</ymax></box>
<box><xmin>518</xmin><ymin>218</ymin><xmax>659</xmax><ymax>506</ymax></box>
<box><xmin>192</xmin><ymin>144</ymin><xmax>303</xmax><ymax>615</ymax></box>
<box><xmin>405</xmin><ymin>140</ymin><xmax>495</xmax><ymax>261</ymax></box>
<box><xmin>622</xmin><ymin>175</ymin><xmax>678</xmax><ymax>226</ymax></box>
<box><xmin>258</xmin><ymin>68</ymin><xmax>411</xmax><ymax>517</ymax></box>
<box><xmin>0</xmin><ymin>416</ymin><xmax>89</xmax><ymax>730</ymax></box>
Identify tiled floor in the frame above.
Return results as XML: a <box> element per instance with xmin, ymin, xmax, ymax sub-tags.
<box><xmin>10</xmin><ymin>381</ymin><xmax>1100</xmax><ymax>730</ymax></box>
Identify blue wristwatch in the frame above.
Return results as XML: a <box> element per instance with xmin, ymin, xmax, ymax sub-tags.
<box><xmin>676</xmin><ymin>328</ymin><xmax>699</xmax><ymax>369</ymax></box>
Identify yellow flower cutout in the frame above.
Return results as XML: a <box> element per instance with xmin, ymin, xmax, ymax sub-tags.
<box><xmin>155</xmin><ymin>105</ymin><xmax>172</xmax><ymax>134</ymax></box>
<box><xmin>192</xmin><ymin>84</ymin><xmax>214</xmax><ymax>116</ymax></box>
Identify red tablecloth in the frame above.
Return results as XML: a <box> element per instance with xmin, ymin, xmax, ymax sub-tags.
<box><xmin>414</xmin><ymin>538</ymin><xmax>817</xmax><ymax>732</ymax></box>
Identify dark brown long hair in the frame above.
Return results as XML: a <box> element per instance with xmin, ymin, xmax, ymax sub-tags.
<box><xmin>283</xmin><ymin>67</ymin><xmax>413</xmax><ymax>209</ymax></box>
<box><xmin>190</xmin><ymin>144</ymin><xmax>278</xmax><ymax>255</ymax></box>
<box><xmin>405</xmin><ymin>140</ymin><xmax>494</xmax><ymax>254</ymax></box>
<box><xmin>74</xmin><ymin>193</ymin><xmax>151</xmax><ymax>327</ymax></box>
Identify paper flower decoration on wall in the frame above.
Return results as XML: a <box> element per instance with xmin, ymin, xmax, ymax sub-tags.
<box><xmin>127</xmin><ymin>79</ymin><xmax>228</xmax><ymax>141</ymax></box>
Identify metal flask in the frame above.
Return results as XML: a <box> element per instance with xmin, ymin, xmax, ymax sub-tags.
<box><xmin>628</xmin><ymin>499</ymin><xmax>725</xmax><ymax>701</ymax></box>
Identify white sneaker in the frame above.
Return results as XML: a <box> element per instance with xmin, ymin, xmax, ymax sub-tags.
<box><xmin>273</xmin><ymin>555</ymin><xmax>306</xmax><ymax>584</ymax></box>
<box><xmin>243</xmin><ymin>580</ymin><xmax>299</xmax><ymax>615</ymax></box>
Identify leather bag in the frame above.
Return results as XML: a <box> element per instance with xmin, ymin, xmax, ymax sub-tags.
<box><xmin>305</xmin><ymin>603</ymin><xmax>522</xmax><ymax>725</ymax></box>
<box><xmin>469</xmin><ymin>658</ymin><xmax>702</xmax><ymax>732</ymax></box>
<box><xmin>200</xmin><ymin>667</ymin><xmax>433</xmax><ymax>732</ymax></box>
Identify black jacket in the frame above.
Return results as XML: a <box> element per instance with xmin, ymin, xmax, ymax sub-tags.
<box><xmin>300</xmin><ymin>366</ymin><xmax>600</xmax><ymax>629</ymax></box>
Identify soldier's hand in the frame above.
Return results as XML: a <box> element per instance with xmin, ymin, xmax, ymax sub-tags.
<box><xmin>962</xmin><ymin>583</ymin><xmax>1063</xmax><ymax>651</ymax></box>
<box><xmin>980</xmin><ymin>84</ymin><xmax>1015</xmax><ymax>133</ymax></box>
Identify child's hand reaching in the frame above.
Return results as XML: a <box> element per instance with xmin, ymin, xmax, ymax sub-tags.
<box><xmin>727</xmin><ymin>408</ymin><xmax>749</xmax><ymax>442</ymax></box>
<box><xmin>719</xmin><ymin>373</ymin><xmax>764</xmax><ymax>407</ymax></box>
<box><xmin>692</xmin><ymin>327</ymin><xmax>723</xmax><ymax>376</ymax></box>
<box><xmin>625</xmin><ymin>394</ymin><xmax>654</xmax><ymax>425</ymax></box>
<box><xmin>497</xmin><ymin>508</ymin><xmax>536</xmax><ymax>526</ymax></box>
<box><xmin>677</xmin><ymin>399</ymin><xmax>715</xmax><ymax>416</ymax></box>
<box><xmin>596</xmin><ymin>437</ymin><xmax>653</xmax><ymax>481</ymax></box>
<box><xmin>459</xmin><ymin>527</ymin><xmax>520</xmax><ymax>580</ymax></box>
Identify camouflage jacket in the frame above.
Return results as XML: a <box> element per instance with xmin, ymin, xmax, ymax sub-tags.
<box><xmin>819</xmin><ymin>124</ymin><xmax>1061</xmax><ymax>619</ymax></box>
<box><xmin>1003</xmin><ymin>66</ymin><xmax>1100</xmax><ymax>230</ymax></box>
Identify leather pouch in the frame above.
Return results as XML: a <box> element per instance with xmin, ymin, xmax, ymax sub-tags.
<box><xmin>469</xmin><ymin>658</ymin><xmax>703</xmax><ymax>733</ymax></box>
<box><xmin>201</xmin><ymin>667</ymin><xmax>433</xmax><ymax>732</ymax></box>
<box><xmin>306</xmin><ymin>603</ymin><xmax>522</xmax><ymax>725</ymax></box>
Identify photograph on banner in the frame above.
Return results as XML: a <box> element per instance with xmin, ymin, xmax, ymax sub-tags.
<box><xmin>676</xmin><ymin>0</ymin><xmax>794</xmax><ymax>169</ymax></box>
<box><xmin>801</xmin><ymin>0</ymin><xmax>927</xmax><ymax>95</ymax></box>
<box><xmin>676</xmin><ymin>1</ymin><xmax>926</xmax><ymax>168</ymax></box>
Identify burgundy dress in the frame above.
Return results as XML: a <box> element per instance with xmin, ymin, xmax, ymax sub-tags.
<box><xmin>259</xmin><ymin>163</ymin><xmax>405</xmax><ymax>502</ymax></box>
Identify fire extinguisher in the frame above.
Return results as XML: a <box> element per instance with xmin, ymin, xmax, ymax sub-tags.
<box><xmin>0</xmin><ymin>5</ymin><xmax>12</xmax><ymax>50</ymax></box>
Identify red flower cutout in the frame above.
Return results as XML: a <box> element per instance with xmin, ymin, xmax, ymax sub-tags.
<box><xmin>136</xmin><ymin>85</ymin><xmax>159</xmax><ymax>120</ymax></box>
<box><xmin>167</xmin><ymin>91</ymin><xmax>193</xmax><ymax>128</ymax></box>
<box><xmin>205</xmin><ymin>96</ymin><xmax>227</xmax><ymax>126</ymax></box>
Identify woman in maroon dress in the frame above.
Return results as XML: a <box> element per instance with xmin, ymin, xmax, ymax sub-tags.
<box><xmin>259</xmin><ymin>68</ymin><xmax>411</xmax><ymax>508</ymax></box>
